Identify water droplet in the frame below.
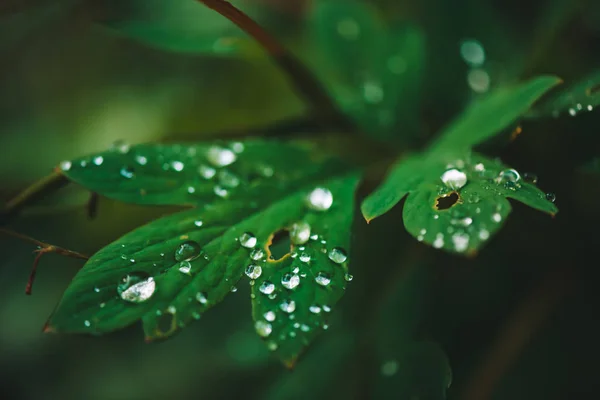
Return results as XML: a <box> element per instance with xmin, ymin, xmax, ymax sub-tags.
<box><xmin>213</xmin><ymin>185</ymin><xmax>228</xmax><ymax>198</ymax></box>
<box><xmin>474</xmin><ymin>163</ymin><xmax>485</xmax><ymax>172</ymax></box>
<box><xmin>300</xmin><ymin>324</ymin><xmax>310</xmax><ymax>332</ymax></box>
<box><xmin>467</xmin><ymin>193</ymin><xmax>481</xmax><ymax>203</ymax></box>
<box><xmin>250</xmin><ymin>249</ymin><xmax>264</xmax><ymax>261</ymax></box>
<box><xmin>362</xmin><ymin>80</ymin><xmax>384</xmax><ymax>104</ymax></box>
<box><xmin>441</xmin><ymin>169</ymin><xmax>467</xmax><ymax>190</ymax></box>
<box><xmin>207</xmin><ymin>146</ymin><xmax>236</xmax><ymax>167</ymax></box>
<box><xmin>194</xmin><ymin>220</ymin><xmax>203</xmax><ymax>227</ymax></box>
<box><xmin>587</xmin><ymin>105</ymin><xmax>594</xmax><ymax>112</ymax></box>
<box><xmin>328</xmin><ymin>247</ymin><xmax>348</xmax><ymax>264</ymax></box>
<box><xmin>309</xmin><ymin>305</ymin><xmax>321</xmax><ymax>314</ymax></box>
<box><xmin>290</xmin><ymin>221</ymin><xmax>311</xmax><ymax>245</ymax></box>
<box><xmin>112</xmin><ymin>140</ymin><xmax>130</xmax><ymax>154</ymax></box>
<box><xmin>134</xmin><ymin>155</ymin><xmax>147</xmax><ymax>166</ymax></box>
<box><xmin>381</xmin><ymin>360</ymin><xmax>399</xmax><ymax>377</ymax></box>
<box><xmin>433</xmin><ymin>234</ymin><xmax>444</xmax><ymax>249</ymax></box>
<box><xmin>523</xmin><ymin>172</ymin><xmax>538</xmax><ymax>184</ymax></box>
<box><xmin>264</xmin><ymin>311</ymin><xmax>276</xmax><ymax>322</ymax></box>
<box><xmin>84</xmin><ymin>320</ymin><xmax>91</xmax><ymax>327</ymax></box>
<box><xmin>545</xmin><ymin>192</ymin><xmax>556</xmax><ymax>203</ymax></box>
<box><xmin>245</xmin><ymin>264</ymin><xmax>262</xmax><ymax>279</ymax></box>
<box><xmin>452</xmin><ymin>233</ymin><xmax>470</xmax><ymax>252</ymax></box>
<box><xmin>569</xmin><ymin>108</ymin><xmax>577</xmax><ymax>116</ymax></box>
<box><xmin>118</xmin><ymin>272</ymin><xmax>156</xmax><ymax>303</ymax></box>
<box><xmin>496</xmin><ymin>169</ymin><xmax>521</xmax><ymax>186</ymax></box>
<box><xmin>479</xmin><ymin>229</ymin><xmax>490</xmax><ymax>240</ymax></box>
<box><xmin>315</xmin><ymin>272</ymin><xmax>331</xmax><ymax>286</ymax></box>
<box><xmin>59</xmin><ymin>161</ymin><xmax>72</xmax><ymax>171</ymax></box>
<box><xmin>230</xmin><ymin>286</ymin><xmax>238</xmax><ymax>293</ymax></box>
<box><xmin>255</xmin><ymin>320</ymin><xmax>272</xmax><ymax>337</ymax></box>
<box><xmin>239</xmin><ymin>232</ymin><xmax>257</xmax><ymax>248</ymax></box>
<box><xmin>231</xmin><ymin>142</ymin><xmax>244</xmax><ymax>153</ymax></box>
<box><xmin>196</xmin><ymin>291</ymin><xmax>208</xmax><ymax>304</ymax></box>
<box><xmin>259</xmin><ymin>281</ymin><xmax>275</xmax><ymax>295</ymax></box>
<box><xmin>178</xmin><ymin>261</ymin><xmax>192</xmax><ymax>274</ymax></box>
<box><xmin>218</xmin><ymin>170</ymin><xmax>240</xmax><ymax>188</ymax></box>
<box><xmin>280</xmin><ymin>299</ymin><xmax>296</xmax><ymax>313</ymax></box>
<box><xmin>267</xmin><ymin>341</ymin><xmax>278</xmax><ymax>351</ymax></box>
<box><xmin>322</xmin><ymin>305</ymin><xmax>331</xmax><ymax>313</ymax></box>
<box><xmin>299</xmin><ymin>253</ymin><xmax>311</xmax><ymax>263</ymax></box>
<box><xmin>337</xmin><ymin>18</ymin><xmax>360</xmax><ymax>40</ymax></box>
<box><xmin>281</xmin><ymin>273</ymin><xmax>300</xmax><ymax>290</ymax></box>
<box><xmin>120</xmin><ymin>166</ymin><xmax>135</xmax><ymax>179</ymax></box>
<box><xmin>192</xmin><ymin>312</ymin><xmax>201</xmax><ymax>320</ymax></box>
<box><xmin>94</xmin><ymin>287</ymin><xmax>100</xmax><ymax>293</ymax></box>
<box><xmin>492</xmin><ymin>213</ymin><xmax>502</xmax><ymax>223</ymax></box>
<box><xmin>198</xmin><ymin>164</ymin><xmax>216</xmax><ymax>179</ymax></box>
<box><xmin>306</xmin><ymin>187</ymin><xmax>333</xmax><ymax>211</ymax></box>
<box><xmin>344</xmin><ymin>273</ymin><xmax>354</xmax><ymax>282</ymax></box>
<box><xmin>171</xmin><ymin>161</ymin><xmax>184</xmax><ymax>171</ymax></box>
<box><xmin>92</xmin><ymin>156</ymin><xmax>104</xmax><ymax>166</ymax></box>
<box><xmin>460</xmin><ymin>39</ymin><xmax>485</xmax><ymax>66</ymax></box>
<box><xmin>467</xmin><ymin>68</ymin><xmax>491</xmax><ymax>93</ymax></box>
<box><xmin>175</xmin><ymin>241</ymin><xmax>201</xmax><ymax>262</ymax></box>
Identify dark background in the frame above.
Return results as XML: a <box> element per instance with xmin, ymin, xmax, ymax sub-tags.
<box><xmin>1</xmin><ymin>0</ymin><xmax>599</xmax><ymax>399</ymax></box>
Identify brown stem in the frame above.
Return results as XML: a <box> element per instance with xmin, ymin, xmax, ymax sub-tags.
<box><xmin>197</xmin><ymin>0</ymin><xmax>352</xmax><ymax>132</ymax></box>
<box><xmin>0</xmin><ymin>228</ymin><xmax>89</xmax><ymax>294</ymax></box>
<box><xmin>0</xmin><ymin>171</ymin><xmax>70</xmax><ymax>226</ymax></box>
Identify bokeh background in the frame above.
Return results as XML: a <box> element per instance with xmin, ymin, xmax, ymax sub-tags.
<box><xmin>1</xmin><ymin>0</ymin><xmax>600</xmax><ymax>399</ymax></box>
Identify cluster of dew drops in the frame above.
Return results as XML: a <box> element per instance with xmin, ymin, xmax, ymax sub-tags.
<box><xmin>427</xmin><ymin>159</ymin><xmax>556</xmax><ymax>253</ymax></box>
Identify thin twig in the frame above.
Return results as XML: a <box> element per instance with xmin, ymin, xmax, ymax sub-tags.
<box><xmin>197</xmin><ymin>0</ymin><xmax>352</xmax><ymax>132</ymax></box>
<box><xmin>0</xmin><ymin>228</ymin><xmax>89</xmax><ymax>295</ymax></box>
<box><xmin>0</xmin><ymin>171</ymin><xmax>70</xmax><ymax>226</ymax></box>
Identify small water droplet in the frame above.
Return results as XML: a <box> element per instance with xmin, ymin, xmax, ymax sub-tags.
<box><xmin>300</xmin><ymin>324</ymin><xmax>310</xmax><ymax>332</ymax></box>
<box><xmin>118</xmin><ymin>272</ymin><xmax>156</xmax><ymax>303</ymax></box>
<box><xmin>178</xmin><ymin>261</ymin><xmax>192</xmax><ymax>274</ymax></box>
<box><xmin>192</xmin><ymin>312</ymin><xmax>201</xmax><ymax>320</ymax></box>
<box><xmin>230</xmin><ymin>286</ymin><xmax>238</xmax><ymax>293</ymax></box>
<box><xmin>433</xmin><ymin>233</ymin><xmax>444</xmax><ymax>249</ymax></box>
<box><xmin>245</xmin><ymin>264</ymin><xmax>262</xmax><ymax>280</ymax></box>
<box><xmin>112</xmin><ymin>140</ymin><xmax>130</xmax><ymax>154</ymax></box>
<box><xmin>92</xmin><ymin>156</ymin><xmax>104</xmax><ymax>166</ymax></box>
<box><xmin>239</xmin><ymin>232</ymin><xmax>257</xmax><ymax>248</ymax></box>
<box><xmin>362</xmin><ymin>80</ymin><xmax>384</xmax><ymax>104</ymax></box>
<box><xmin>280</xmin><ymin>299</ymin><xmax>296</xmax><ymax>313</ymax></box>
<box><xmin>479</xmin><ymin>229</ymin><xmax>490</xmax><ymax>240</ymax></box>
<box><xmin>299</xmin><ymin>253</ymin><xmax>311</xmax><ymax>263</ymax></box>
<box><xmin>174</xmin><ymin>241</ymin><xmax>200</xmax><ymax>263</ymax></box>
<box><xmin>381</xmin><ymin>360</ymin><xmax>399</xmax><ymax>377</ymax></box>
<box><xmin>344</xmin><ymin>273</ymin><xmax>354</xmax><ymax>282</ymax></box>
<box><xmin>213</xmin><ymin>185</ymin><xmax>228</xmax><ymax>198</ymax></box>
<box><xmin>198</xmin><ymin>164</ymin><xmax>216</xmax><ymax>179</ymax></box>
<box><xmin>134</xmin><ymin>155</ymin><xmax>147</xmax><ymax>166</ymax></box>
<box><xmin>120</xmin><ymin>166</ymin><xmax>135</xmax><ymax>179</ymax></box>
<box><xmin>84</xmin><ymin>320</ymin><xmax>91</xmax><ymax>327</ymax></box>
<box><xmin>231</xmin><ymin>142</ymin><xmax>244</xmax><ymax>153</ymax></box>
<box><xmin>460</xmin><ymin>39</ymin><xmax>485</xmax><ymax>66</ymax></box>
<box><xmin>259</xmin><ymin>281</ymin><xmax>275</xmax><ymax>295</ymax></box>
<box><xmin>250</xmin><ymin>249</ymin><xmax>264</xmax><ymax>261</ymax></box>
<box><xmin>328</xmin><ymin>247</ymin><xmax>348</xmax><ymax>264</ymax></box>
<box><xmin>171</xmin><ymin>161</ymin><xmax>184</xmax><ymax>171</ymax></box>
<box><xmin>264</xmin><ymin>311</ymin><xmax>276</xmax><ymax>322</ymax></box>
<box><xmin>255</xmin><ymin>320</ymin><xmax>272</xmax><ymax>337</ymax></box>
<box><xmin>290</xmin><ymin>221</ymin><xmax>311</xmax><ymax>245</ymax></box>
<box><xmin>281</xmin><ymin>273</ymin><xmax>300</xmax><ymax>289</ymax></box>
<box><xmin>523</xmin><ymin>172</ymin><xmax>538</xmax><ymax>184</ymax></box>
<box><xmin>267</xmin><ymin>341</ymin><xmax>278</xmax><ymax>351</ymax></box>
<box><xmin>441</xmin><ymin>169</ymin><xmax>467</xmax><ymax>190</ymax></box>
<box><xmin>218</xmin><ymin>170</ymin><xmax>240</xmax><ymax>188</ymax></box>
<box><xmin>545</xmin><ymin>192</ymin><xmax>556</xmax><ymax>203</ymax></box>
<box><xmin>337</xmin><ymin>18</ymin><xmax>360</xmax><ymax>40</ymax></box>
<box><xmin>207</xmin><ymin>146</ymin><xmax>237</xmax><ymax>167</ymax></box>
<box><xmin>194</xmin><ymin>220</ymin><xmax>203</xmax><ymax>227</ymax></box>
<box><xmin>315</xmin><ymin>272</ymin><xmax>331</xmax><ymax>286</ymax></box>
<box><xmin>306</xmin><ymin>187</ymin><xmax>333</xmax><ymax>211</ymax></box>
<box><xmin>492</xmin><ymin>213</ymin><xmax>502</xmax><ymax>223</ymax></box>
<box><xmin>59</xmin><ymin>161</ymin><xmax>72</xmax><ymax>171</ymax></box>
<box><xmin>196</xmin><ymin>292</ymin><xmax>208</xmax><ymax>304</ymax></box>
<box><xmin>452</xmin><ymin>233</ymin><xmax>470</xmax><ymax>252</ymax></box>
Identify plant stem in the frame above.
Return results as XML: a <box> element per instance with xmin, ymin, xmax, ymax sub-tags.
<box><xmin>197</xmin><ymin>0</ymin><xmax>352</xmax><ymax>132</ymax></box>
<box><xmin>0</xmin><ymin>228</ymin><xmax>89</xmax><ymax>294</ymax></box>
<box><xmin>0</xmin><ymin>171</ymin><xmax>70</xmax><ymax>225</ymax></box>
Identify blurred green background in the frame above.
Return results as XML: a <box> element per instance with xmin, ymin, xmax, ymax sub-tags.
<box><xmin>1</xmin><ymin>0</ymin><xmax>600</xmax><ymax>399</ymax></box>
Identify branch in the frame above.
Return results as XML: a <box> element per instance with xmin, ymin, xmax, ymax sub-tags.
<box><xmin>0</xmin><ymin>171</ymin><xmax>70</xmax><ymax>226</ymax></box>
<box><xmin>0</xmin><ymin>228</ymin><xmax>89</xmax><ymax>295</ymax></box>
<box><xmin>197</xmin><ymin>0</ymin><xmax>353</xmax><ymax>132</ymax></box>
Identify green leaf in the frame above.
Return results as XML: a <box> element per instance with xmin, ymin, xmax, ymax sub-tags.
<box><xmin>310</xmin><ymin>1</ymin><xmax>426</xmax><ymax>142</ymax></box>
<box><xmin>99</xmin><ymin>0</ymin><xmax>258</xmax><ymax>56</ymax></box>
<box><xmin>362</xmin><ymin>150</ymin><xmax>557</xmax><ymax>255</ymax></box>
<box><xmin>430</xmin><ymin>76</ymin><xmax>561</xmax><ymax>151</ymax></box>
<box><xmin>48</xmin><ymin>140</ymin><xmax>360</xmax><ymax>367</ymax></box>
<box><xmin>528</xmin><ymin>70</ymin><xmax>600</xmax><ymax>118</ymax></box>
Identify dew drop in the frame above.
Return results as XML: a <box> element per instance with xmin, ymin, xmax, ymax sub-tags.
<box><xmin>194</xmin><ymin>220</ymin><xmax>203</xmax><ymax>227</ymax></box>
<box><xmin>492</xmin><ymin>213</ymin><xmax>502</xmax><ymax>223</ymax></box>
<box><xmin>460</xmin><ymin>39</ymin><xmax>485</xmax><ymax>66</ymax></box>
<box><xmin>198</xmin><ymin>164</ymin><xmax>216</xmax><ymax>179</ymax></box>
<box><xmin>452</xmin><ymin>233</ymin><xmax>470</xmax><ymax>252</ymax></box>
<box><xmin>196</xmin><ymin>291</ymin><xmax>208</xmax><ymax>304</ymax></box>
<box><xmin>213</xmin><ymin>185</ymin><xmax>228</xmax><ymax>198</ymax></box>
<box><xmin>117</xmin><ymin>272</ymin><xmax>156</xmax><ymax>303</ymax></box>
<box><xmin>120</xmin><ymin>166</ymin><xmax>135</xmax><ymax>179</ymax></box>
<box><xmin>328</xmin><ymin>247</ymin><xmax>348</xmax><ymax>264</ymax></box>
<box><xmin>135</xmin><ymin>155</ymin><xmax>148</xmax><ymax>165</ymax></box>
<box><xmin>171</xmin><ymin>161</ymin><xmax>185</xmax><ymax>171</ymax></box>
<box><xmin>290</xmin><ymin>221</ymin><xmax>311</xmax><ymax>245</ymax></box>
<box><xmin>255</xmin><ymin>320</ymin><xmax>272</xmax><ymax>337</ymax></box>
<box><xmin>344</xmin><ymin>273</ymin><xmax>354</xmax><ymax>282</ymax></box>
<box><xmin>231</xmin><ymin>142</ymin><xmax>244</xmax><ymax>153</ymax></box>
<box><xmin>496</xmin><ymin>169</ymin><xmax>521</xmax><ymax>185</ymax></box>
<box><xmin>299</xmin><ymin>253</ymin><xmax>311</xmax><ymax>263</ymax></box>
<box><xmin>280</xmin><ymin>299</ymin><xmax>296</xmax><ymax>313</ymax></box>
<box><xmin>433</xmin><ymin>234</ymin><xmax>444</xmax><ymax>249</ymax></box>
<box><xmin>281</xmin><ymin>273</ymin><xmax>300</xmax><ymax>290</ymax></box>
<box><xmin>92</xmin><ymin>156</ymin><xmax>104</xmax><ymax>166</ymax></box>
<box><xmin>239</xmin><ymin>232</ymin><xmax>257</xmax><ymax>248</ymax></box>
<box><xmin>264</xmin><ymin>311</ymin><xmax>276</xmax><ymax>322</ymax></box>
<box><xmin>84</xmin><ymin>320</ymin><xmax>91</xmax><ymax>327</ymax></box>
<box><xmin>267</xmin><ymin>341</ymin><xmax>278</xmax><ymax>351</ymax></box>
<box><xmin>479</xmin><ymin>229</ymin><xmax>490</xmax><ymax>240</ymax></box>
<box><xmin>441</xmin><ymin>169</ymin><xmax>467</xmax><ymax>190</ymax></box>
<box><xmin>218</xmin><ymin>170</ymin><xmax>240</xmax><ymax>188</ymax></box>
<box><xmin>309</xmin><ymin>305</ymin><xmax>321</xmax><ymax>314</ymax></box>
<box><xmin>315</xmin><ymin>272</ymin><xmax>331</xmax><ymax>286</ymax></box>
<box><xmin>175</xmin><ymin>241</ymin><xmax>201</xmax><ymax>262</ymax></box>
<box><xmin>207</xmin><ymin>146</ymin><xmax>237</xmax><ymax>167</ymax></box>
<box><xmin>259</xmin><ymin>281</ymin><xmax>275</xmax><ymax>295</ymax></box>
<box><xmin>245</xmin><ymin>264</ymin><xmax>262</xmax><ymax>280</ymax></box>
<box><xmin>306</xmin><ymin>187</ymin><xmax>333</xmax><ymax>211</ymax></box>
<box><xmin>381</xmin><ymin>360</ymin><xmax>399</xmax><ymax>377</ymax></box>
<box><xmin>523</xmin><ymin>172</ymin><xmax>538</xmax><ymax>184</ymax></box>
<box><xmin>250</xmin><ymin>249</ymin><xmax>265</xmax><ymax>261</ymax></box>
<box><xmin>59</xmin><ymin>161</ymin><xmax>72</xmax><ymax>171</ymax></box>
<box><xmin>545</xmin><ymin>192</ymin><xmax>556</xmax><ymax>203</ymax></box>
<box><xmin>178</xmin><ymin>261</ymin><xmax>192</xmax><ymax>274</ymax></box>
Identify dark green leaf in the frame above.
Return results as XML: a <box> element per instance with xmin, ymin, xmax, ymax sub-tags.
<box><xmin>430</xmin><ymin>76</ymin><xmax>561</xmax><ymax>151</ymax></box>
<box><xmin>100</xmin><ymin>0</ymin><xmax>258</xmax><ymax>55</ymax></box>
<box><xmin>362</xmin><ymin>150</ymin><xmax>557</xmax><ymax>255</ymax></box>
<box><xmin>48</xmin><ymin>140</ymin><xmax>360</xmax><ymax>366</ymax></box>
<box><xmin>528</xmin><ymin>70</ymin><xmax>600</xmax><ymax>118</ymax></box>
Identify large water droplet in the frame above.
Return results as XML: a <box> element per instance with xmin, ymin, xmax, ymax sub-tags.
<box><xmin>440</xmin><ymin>169</ymin><xmax>467</xmax><ymax>190</ymax></box>
<box><xmin>255</xmin><ymin>320</ymin><xmax>272</xmax><ymax>337</ymax></box>
<box><xmin>259</xmin><ymin>281</ymin><xmax>275</xmax><ymax>295</ymax></box>
<box><xmin>245</xmin><ymin>264</ymin><xmax>262</xmax><ymax>280</ymax></box>
<box><xmin>207</xmin><ymin>146</ymin><xmax>237</xmax><ymax>167</ymax></box>
<box><xmin>290</xmin><ymin>221</ymin><xmax>311</xmax><ymax>245</ymax></box>
<box><xmin>175</xmin><ymin>241</ymin><xmax>201</xmax><ymax>262</ymax></box>
<box><xmin>281</xmin><ymin>273</ymin><xmax>300</xmax><ymax>290</ymax></box>
<box><xmin>496</xmin><ymin>169</ymin><xmax>521</xmax><ymax>186</ymax></box>
<box><xmin>280</xmin><ymin>299</ymin><xmax>296</xmax><ymax>313</ymax></box>
<box><xmin>328</xmin><ymin>247</ymin><xmax>348</xmax><ymax>264</ymax></box>
<box><xmin>239</xmin><ymin>232</ymin><xmax>257</xmax><ymax>248</ymax></box>
<box><xmin>315</xmin><ymin>272</ymin><xmax>331</xmax><ymax>286</ymax></box>
<box><xmin>306</xmin><ymin>187</ymin><xmax>333</xmax><ymax>211</ymax></box>
<box><xmin>118</xmin><ymin>272</ymin><xmax>156</xmax><ymax>303</ymax></box>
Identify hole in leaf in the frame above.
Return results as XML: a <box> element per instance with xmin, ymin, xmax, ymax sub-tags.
<box><xmin>436</xmin><ymin>192</ymin><xmax>460</xmax><ymax>210</ymax></box>
<box><xmin>587</xmin><ymin>83</ymin><xmax>600</xmax><ymax>96</ymax></box>
<box><xmin>267</xmin><ymin>229</ymin><xmax>291</xmax><ymax>261</ymax></box>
